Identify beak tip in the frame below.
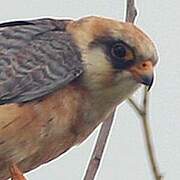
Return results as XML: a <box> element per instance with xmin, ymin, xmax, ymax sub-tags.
<box><xmin>147</xmin><ymin>84</ymin><xmax>152</xmax><ymax>91</ymax></box>
<box><xmin>140</xmin><ymin>73</ymin><xmax>154</xmax><ymax>91</ymax></box>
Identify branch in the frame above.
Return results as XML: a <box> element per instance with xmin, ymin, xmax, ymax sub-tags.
<box><xmin>128</xmin><ymin>98</ymin><xmax>143</xmax><ymax>116</ymax></box>
<box><xmin>83</xmin><ymin>111</ymin><xmax>115</xmax><ymax>180</ymax></box>
<box><xmin>128</xmin><ymin>87</ymin><xmax>163</xmax><ymax>180</ymax></box>
<box><xmin>126</xmin><ymin>0</ymin><xmax>137</xmax><ymax>23</ymax></box>
<box><xmin>83</xmin><ymin>1</ymin><xmax>137</xmax><ymax>179</ymax></box>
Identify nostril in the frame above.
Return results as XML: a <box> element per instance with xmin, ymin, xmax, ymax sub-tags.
<box><xmin>140</xmin><ymin>61</ymin><xmax>153</xmax><ymax>70</ymax></box>
<box><xmin>140</xmin><ymin>62</ymin><xmax>148</xmax><ymax>69</ymax></box>
<box><xmin>142</xmin><ymin>63</ymin><xmax>147</xmax><ymax>67</ymax></box>
<box><xmin>140</xmin><ymin>60</ymin><xmax>153</xmax><ymax>70</ymax></box>
<box><xmin>142</xmin><ymin>63</ymin><xmax>148</xmax><ymax>69</ymax></box>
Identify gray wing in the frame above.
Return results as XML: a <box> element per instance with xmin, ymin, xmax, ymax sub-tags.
<box><xmin>0</xmin><ymin>18</ymin><xmax>83</xmax><ymax>104</ymax></box>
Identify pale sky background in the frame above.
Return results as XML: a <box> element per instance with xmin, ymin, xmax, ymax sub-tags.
<box><xmin>0</xmin><ymin>0</ymin><xmax>180</xmax><ymax>180</ymax></box>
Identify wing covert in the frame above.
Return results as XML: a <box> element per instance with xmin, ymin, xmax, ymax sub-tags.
<box><xmin>0</xmin><ymin>18</ymin><xmax>83</xmax><ymax>104</ymax></box>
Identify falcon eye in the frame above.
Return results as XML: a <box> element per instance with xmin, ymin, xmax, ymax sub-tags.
<box><xmin>111</xmin><ymin>42</ymin><xmax>134</xmax><ymax>61</ymax></box>
<box><xmin>111</xmin><ymin>43</ymin><xmax>126</xmax><ymax>58</ymax></box>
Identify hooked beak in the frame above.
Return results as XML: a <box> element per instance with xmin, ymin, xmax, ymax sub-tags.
<box><xmin>129</xmin><ymin>60</ymin><xmax>154</xmax><ymax>91</ymax></box>
<box><xmin>140</xmin><ymin>73</ymin><xmax>154</xmax><ymax>91</ymax></box>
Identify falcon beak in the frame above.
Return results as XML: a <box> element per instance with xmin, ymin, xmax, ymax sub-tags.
<box><xmin>140</xmin><ymin>73</ymin><xmax>154</xmax><ymax>91</ymax></box>
<box><xmin>129</xmin><ymin>60</ymin><xmax>154</xmax><ymax>91</ymax></box>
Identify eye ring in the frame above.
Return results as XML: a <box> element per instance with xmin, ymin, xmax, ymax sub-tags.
<box><xmin>111</xmin><ymin>43</ymin><xmax>127</xmax><ymax>59</ymax></box>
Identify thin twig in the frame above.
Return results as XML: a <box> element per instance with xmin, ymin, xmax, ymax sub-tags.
<box><xmin>126</xmin><ymin>0</ymin><xmax>137</xmax><ymax>23</ymax></box>
<box><xmin>128</xmin><ymin>87</ymin><xmax>163</xmax><ymax>180</ymax></box>
<box><xmin>83</xmin><ymin>1</ymin><xmax>137</xmax><ymax>179</ymax></box>
<box><xmin>83</xmin><ymin>111</ymin><xmax>115</xmax><ymax>180</ymax></box>
<box><xmin>128</xmin><ymin>98</ymin><xmax>143</xmax><ymax>116</ymax></box>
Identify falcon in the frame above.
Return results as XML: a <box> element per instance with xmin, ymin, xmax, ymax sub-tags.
<box><xmin>0</xmin><ymin>16</ymin><xmax>158</xmax><ymax>179</ymax></box>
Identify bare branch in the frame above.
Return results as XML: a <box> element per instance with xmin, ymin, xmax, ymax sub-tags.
<box><xmin>126</xmin><ymin>0</ymin><xmax>138</xmax><ymax>23</ymax></box>
<box><xmin>143</xmin><ymin>87</ymin><xmax>148</xmax><ymax>112</ymax></box>
<box><xmin>128</xmin><ymin>98</ymin><xmax>143</xmax><ymax>116</ymax></box>
<box><xmin>83</xmin><ymin>111</ymin><xmax>115</xmax><ymax>180</ymax></box>
<box><xmin>128</xmin><ymin>87</ymin><xmax>163</xmax><ymax>180</ymax></box>
<box><xmin>83</xmin><ymin>1</ymin><xmax>137</xmax><ymax>179</ymax></box>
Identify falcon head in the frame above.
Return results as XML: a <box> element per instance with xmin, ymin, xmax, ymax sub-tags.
<box><xmin>67</xmin><ymin>16</ymin><xmax>158</xmax><ymax>99</ymax></box>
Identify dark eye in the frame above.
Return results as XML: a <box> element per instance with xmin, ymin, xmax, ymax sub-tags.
<box><xmin>111</xmin><ymin>43</ymin><xmax>126</xmax><ymax>58</ymax></box>
<box><xmin>111</xmin><ymin>42</ymin><xmax>134</xmax><ymax>61</ymax></box>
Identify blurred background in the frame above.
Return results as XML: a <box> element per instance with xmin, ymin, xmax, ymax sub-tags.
<box><xmin>1</xmin><ymin>0</ymin><xmax>180</xmax><ymax>179</ymax></box>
